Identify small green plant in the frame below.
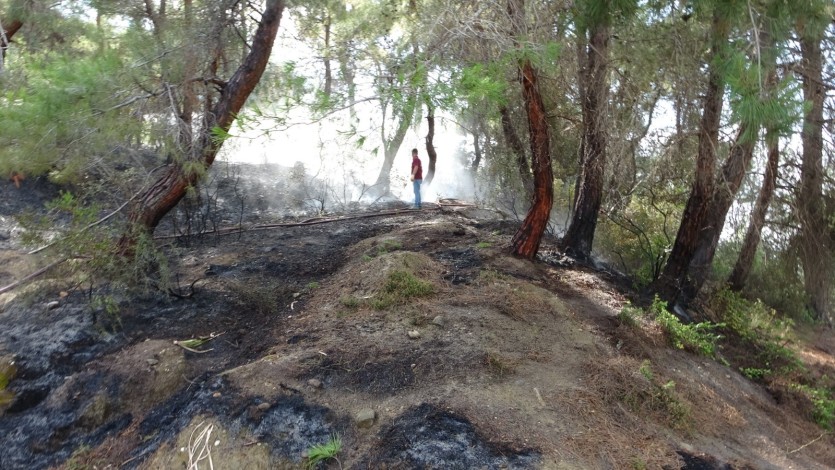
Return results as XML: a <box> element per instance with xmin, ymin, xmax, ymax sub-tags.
<box><xmin>307</xmin><ymin>281</ymin><xmax>320</xmax><ymax>290</ymax></box>
<box><xmin>650</xmin><ymin>297</ymin><xmax>722</xmax><ymax>357</ymax></box>
<box><xmin>306</xmin><ymin>433</ymin><xmax>342</xmax><ymax>469</ymax></box>
<box><xmin>0</xmin><ymin>360</ymin><xmax>17</xmax><ymax>411</ymax></box>
<box><xmin>377</xmin><ymin>239</ymin><xmax>402</xmax><ymax>254</ymax></box>
<box><xmin>740</xmin><ymin>367</ymin><xmax>772</xmax><ymax>380</ymax></box>
<box><xmin>340</xmin><ymin>295</ymin><xmax>360</xmax><ymax>309</ymax></box>
<box><xmin>371</xmin><ymin>270</ymin><xmax>434</xmax><ymax>310</ymax></box>
<box><xmin>792</xmin><ymin>384</ymin><xmax>835</xmax><ymax>430</ymax></box>
<box><xmin>626</xmin><ymin>360</ymin><xmax>690</xmax><ymax>429</ymax></box>
<box><xmin>475</xmin><ymin>241</ymin><xmax>492</xmax><ymax>249</ymax></box>
<box><xmin>618</xmin><ymin>303</ymin><xmax>642</xmax><ymax>327</ymax></box>
<box><xmin>362</xmin><ymin>240</ymin><xmax>404</xmax><ymax>261</ymax></box>
<box><xmin>638</xmin><ymin>359</ymin><xmax>654</xmax><ymax>381</ymax></box>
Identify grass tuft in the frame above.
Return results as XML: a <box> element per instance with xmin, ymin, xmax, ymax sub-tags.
<box><xmin>306</xmin><ymin>433</ymin><xmax>342</xmax><ymax>469</ymax></box>
<box><xmin>371</xmin><ymin>270</ymin><xmax>434</xmax><ymax>310</ymax></box>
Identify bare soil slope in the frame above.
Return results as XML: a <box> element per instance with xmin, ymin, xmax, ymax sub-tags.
<box><xmin>0</xmin><ymin>182</ymin><xmax>834</xmax><ymax>469</ymax></box>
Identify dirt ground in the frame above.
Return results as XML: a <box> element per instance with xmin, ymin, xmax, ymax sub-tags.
<box><xmin>1</xmin><ymin>172</ymin><xmax>834</xmax><ymax>470</ymax></box>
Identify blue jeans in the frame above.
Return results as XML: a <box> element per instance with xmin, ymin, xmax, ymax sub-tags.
<box><xmin>413</xmin><ymin>179</ymin><xmax>422</xmax><ymax>208</ymax></box>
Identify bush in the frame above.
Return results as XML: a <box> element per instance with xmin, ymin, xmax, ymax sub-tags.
<box><xmin>649</xmin><ymin>297</ymin><xmax>723</xmax><ymax>358</ymax></box>
<box><xmin>791</xmin><ymin>384</ymin><xmax>835</xmax><ymax>430</ymax></box>
<box><xmin>710</xmin><ymin>289</ymin><xmax>801</xmax><ymax>377</ymax></box>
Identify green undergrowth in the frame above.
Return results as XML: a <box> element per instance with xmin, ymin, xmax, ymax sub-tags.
<box><xmin>370</xmin><ymin>270</ymin><xmax>434</xmax><ymax>310</ymax></box>
<box><xmin>620</xmin><ymin>297</ymin><xmax>723</xmax><ymax>358</ymax></box>
<box><xmin>620</xmin><ymin>289</ymin><xmax>835</xmax><ymax>431</ymax></box>
<box><xmin>710</xmin><ymin>288</ymin><xmax>801</xmax><ymax>379</ymax></box>
<box><xmin>710</xmin><ymin>289</ymin><xmax>834</xmax><ymax>430</ymax></box>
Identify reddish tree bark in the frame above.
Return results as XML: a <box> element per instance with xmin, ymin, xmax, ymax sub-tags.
<box><xmin>561</xmin><ymin>19</ymin><xmax>609</xmax><ymax>258</ymax></box>
<box><xmin>121</xmin><ymin>0</ymin><xmax>285</xmax><ymax>248</ymax></box>
<box><xmin>651</xmin><ymin>12</ymin><xmax>729</xmax><ymax>305</ymax></box>
<box><xmin>1</xmin><ymin>18</ymin><xmax>22</xmax><ymax>61</ymax></box>
<box><xmin>510</xmin><ymin>59</ymin><xmax>554</xmax><ymax>259</ymax></box>
<box><xmin>506</xmin><ymin>0</ymin><xmax>553</xmax><ymax>260</ymax></box>
<box><xmin>424</xmin><ymin>101</ymin><xmax>437</xmax><ymax>185</ymax></box>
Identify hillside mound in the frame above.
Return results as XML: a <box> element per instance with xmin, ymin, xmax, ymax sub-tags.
<box><xmin>0</xmin><ymin>205</ymin><xmax>833</xmax><ymax>469</ymax></box>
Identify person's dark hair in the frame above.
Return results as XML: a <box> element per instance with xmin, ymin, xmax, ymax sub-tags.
<box><xmin>411</xmin><ymin>148</ymin><xmax>418</xmax><ymax>155</ymax></box>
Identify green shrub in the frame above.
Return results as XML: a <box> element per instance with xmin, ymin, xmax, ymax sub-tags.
<box><xmin>791</xmin><ymin>384</ymin><xmax>835</xmax><ymax>430</ymax></box>
<box><xmin>649</xmin><ymin>297</ymin><xmax>723</xmax><ymax>358</ymax></box>
<box><xmin>711</xmin><ymin>289</ymin><xmax>802</xmax><ymax>376</ymax></box>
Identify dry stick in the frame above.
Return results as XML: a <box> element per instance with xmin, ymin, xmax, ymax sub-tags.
<box><xmin>153</xmin><ymin>206</ymin><xmax>438</xmax><ymax>240</ymax></box>
<box><xmin>28</xmin><ymin>164</ymin><xmax>168</xmax><ymax>255</ymax></box>
<box><xmin>0</xmin><ymin>258</ymin><xmax>68</xmax><ymax>295</ymax></box>
<box><xmin>787</xmin><ymin>432</ymin><xmax>829</xmax><ymax>455</ymax></box>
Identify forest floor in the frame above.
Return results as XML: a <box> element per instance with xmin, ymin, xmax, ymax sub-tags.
<box><xmin>1</xmin><ymin>170</ymin><xmax>835</xmax><ymax>469</ymax></box>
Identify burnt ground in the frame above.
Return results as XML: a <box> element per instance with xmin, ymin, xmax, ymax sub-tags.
<box><xmin>1</xmin><ymin>169</ymin><xmax>835</xmax><ymax>470</ymax></box>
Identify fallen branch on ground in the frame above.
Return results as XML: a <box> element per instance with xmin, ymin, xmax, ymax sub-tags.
<box><xmin>0</xmin><ymin>258</ymin><xmax>68</xmax><ymax>295</ymax></box>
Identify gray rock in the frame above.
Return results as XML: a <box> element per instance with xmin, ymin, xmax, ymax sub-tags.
<box><xmin>257</xmin><ymin>402</ymin><xmax>271</xmax><ymax>411</ymax></box>
<box><xmin>355</xmin><ymin>408</ymin><xmax>376</xmax><ymax>428</ymax></box>
<box><xmin>307</xmin><ymin>378</ymin><xmax>323</xmax><ymax>389</ymax></box>
<box><xmin>46</xmin><ymin>301</ymin><xmax>60</xmax><ymax>310</ymax></box>
<box><xmin>407</xmin><ymin>330</ymin><xmax>421</xmax><ymax>339</ymax></box>
<box><xmin>431</xmin><ymin>315</ymin><xmax>445</xmax><ymax>327</ymax></box>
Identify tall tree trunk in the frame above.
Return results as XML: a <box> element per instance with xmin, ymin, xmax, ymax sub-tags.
<box><xmin>499</xmin><ymin>106</ymin><xmax>532</xmax><ymax>194</ymax></box>
<box><xmin>561</xmin><ymin>20</ymin><xmax>609</xmax><ymax>258</ymax></box>
<box><xmin>471</xmin><ymin>128</ymin><xmax>482</xmax><ymax>172</ymax></box>
<box><xmin>424</xmin><ymin>100</ymin><xmax>437</xmax><ymax>185</ymax></box>
<box><xmin>323</xmin><ymin>12</ymin><xmax>332</xmax><ymax>99</ymax></box>
<box><xmin>797</xmin><ymin>32</ymin><xmax>832</xmax><ymax>324</ymax></box>
<box><xmin>728</xmin><ymin>126</ymin><xmax>779</xmax><ymax>291</ymax></box>
<box><xmin>507</xmin><ymin>0</ymin><xmax>553</xmax><ymax>259</ymax></box>
<box><xmin>681</xmin><ymin>124</ymin><xmax>756</xmax><ymax>301</ymax></box>
<box><xmin>373</xmin><ymin>102</ymin><xmax>414</xmax><ymax>194</ymax></box>
<box><xmin>510</xmin><ymin>59</ymin><xmax>554</xmax><ymax>259</ymax></box>
<box><xmin>121</xmin><ymin>0</ymin><xmax>285</xmax><ymax>248</ymax></box>
<box><xmin>652</xmin><ymin>12</ymin><xmax>729</xmax><ymax>306</ymax></box>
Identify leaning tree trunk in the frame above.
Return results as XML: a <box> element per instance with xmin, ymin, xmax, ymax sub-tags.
<box><xmin>1</xmin><ymin>18</ymin><xmax>23</xmax><ymax>73</ymax></box>
<box><xmin>510</xmin><ymin>59</ymin><xmax>554</xmax><ymax>259</ymax></box>
<box><xmin>651</xmin><ymin>12</ymin><xmax>728</xmax><ymax>306</ymax></box>
<box><xmin>424</xmin><ymin>100</ymin><xmax>438</xmax><ymax>185</ymax></box>
<box><xmin>728</xmin><ymin>126</ymin><xmax>779</xmax><ymax>291</ymax></box>
<box><xmin>681</xmin><ymin>124</ymin><xmax>755</xmax><ymax>302</ymax></box>
<box><xmin>121</xmin><ymin>0</ymin><xmax>285</xmax><ymax>249</ymax></box>
<box><xmin>508</xmin><ymin>0</ymin><xmax>553</xmax><ymax>259</ymax></box>
<box><xmin>561</xmin><ymin>20</ymin><xmax>609</xmax><ymax>258</ymax></box>
<box><xmin>373</xmin><ymin>101</ymin><xmax>414</xmax><ymax>194</ymax></box>
<box><xmin>797</xmin><ymin>32</ymin><xmax>832</xmax><ymax>325</ymax></box>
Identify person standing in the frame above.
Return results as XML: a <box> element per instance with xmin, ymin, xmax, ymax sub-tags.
<box><xmin>410</xmin><ymin>148</ymin><xmax>423</xmax><ymax>209</ymax></box>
